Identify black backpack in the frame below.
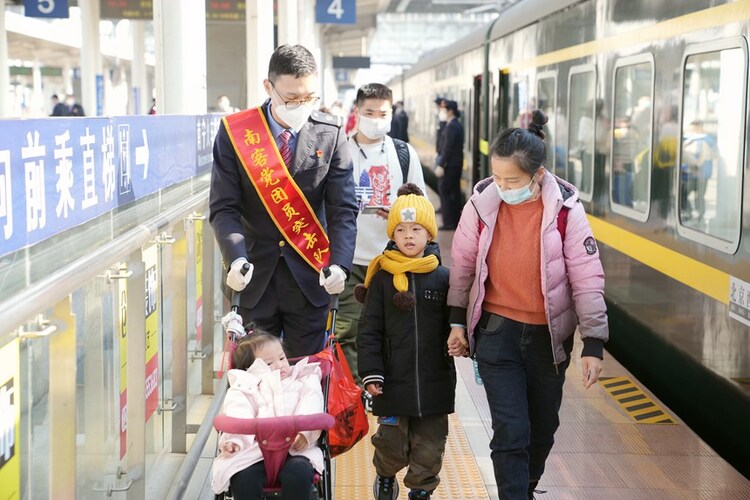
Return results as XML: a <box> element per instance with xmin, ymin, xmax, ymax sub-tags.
<box><xmin>392</xmin><ymin>138</ymin><xmax>410</xmax><ymax>182</ymax></box>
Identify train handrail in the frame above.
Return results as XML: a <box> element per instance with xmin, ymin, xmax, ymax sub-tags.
<box><xmin>166</xmin><ymin>371</ymin><xmax>228</xmax><ymax>500</ymax></box>
<box><xmin>0</xmin><ymin>187</ymin><xmax>210</xmax><ymax>345</ymax></box>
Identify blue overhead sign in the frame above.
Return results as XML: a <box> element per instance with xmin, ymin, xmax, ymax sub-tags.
<box><xmin>24</xmin><ymin>0</ymin><xmax>69</xmax><ymax>18</ymax></box>
<box><xmin>0</xmin><ymin>114</ymin><xmax>222</xmax><ymax>258</ymax></box>
<box><xmin>316</xmin><ymin>0</ymin><xmax>356</xmax><ymax>24</ymax></box>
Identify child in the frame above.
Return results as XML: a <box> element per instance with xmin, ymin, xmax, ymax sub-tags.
<box><xmin>446</xmin><ymin>109</ymin><xmax>608</xmax><ymax>499</ymax></box>
<box><xmin>211</xmin><ymin>331</ymin><xmax>324</xmax><ymax>500</ymax></box>
<box><xmin>356</xmin><ymin>184</ymin><xmax>456</xmax><ymax>500</ymax></box>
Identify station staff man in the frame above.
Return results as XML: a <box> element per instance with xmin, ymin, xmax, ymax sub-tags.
<box><xmin>209</xmin><ymin>44</ymin><xmax>358</xmax><ymax>357</ymax></box>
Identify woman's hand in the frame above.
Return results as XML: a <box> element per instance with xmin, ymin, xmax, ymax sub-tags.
<box><xmin>581</xmin><ymin>356</ymin><xmax>603</xmax><ymax>389</ymax></box>
<box><xmin>291</xmin><ymin>433</ymin><xmax>308</xmax><ymax>451</ymax></box>
<box><xmin>447</xmin><ymin>327</ymin><xmax>469</xmax><ymax>357</ymax></box>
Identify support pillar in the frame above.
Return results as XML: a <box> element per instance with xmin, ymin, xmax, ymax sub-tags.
<box><xmin>131</xmin><ymin>21</ymin><xmax>148</xmax><ymax>115</ymax></box>
<box><xmin>80</xmin><ymin>0</ymin><xmax>102</xmax><ymax>116</ymax></box>
<box><xmin>63</xmin><ymin>62</ymin><xmax>73</xmax><ymax>95</ymax></box>
<box><xmin>297</xmin><ymin>0</ymin><xmax>319</xmax><ymax>50</ymax></box>
<box><xmin>0</xmin><ymin>4</ymin><xmax>10</xmax><ymax>118</ymax></box>
<box><xmin>153</xmin><ymin>0</ymin><xmax>207</xmax><ymax>114</ymax></box>
<box><xmin>246</xmin><ymin>0</ymin><xmax>274</xmax><ymax>107</ymax></box>
<box><xmin>32</xmin><ymin>63</ymin><xmax>43</xmax><ymax>117</ymax></box>
<box><xmin>277</xmin><ymin>0</ymin><xmax>298</xmax><ymax>46</ymax></box>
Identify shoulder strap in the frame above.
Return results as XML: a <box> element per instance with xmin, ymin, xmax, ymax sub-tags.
<box><xmin>392</xmin><ymin>138</ymin><xmax>410</xmax><ymax>182</ymax></box>
<box><xmin>557</xmin><ymin>206</ymin><xmax>569</xmax><ymax>241</ymax></box>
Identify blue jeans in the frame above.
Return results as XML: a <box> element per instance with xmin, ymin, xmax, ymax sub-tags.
<box><xmin>474</xmin><ymin>313</ymin><xmax>573</xmax><ymax>500</ymax></box>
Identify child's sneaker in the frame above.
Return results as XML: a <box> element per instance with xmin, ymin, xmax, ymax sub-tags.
<box><xmin>373</xmin><ymin>475</ymin><xmax>399</xmax><ymax>500</ymax></box>
<box><xmin>408</xmin><ymin>489</ymin><xmax>431</xmax><ymax>499</ymax></box>
<box><xmin>362</xmin><ymin>391</ymin><xmax>373</xmax><ymax>413</ymax></box>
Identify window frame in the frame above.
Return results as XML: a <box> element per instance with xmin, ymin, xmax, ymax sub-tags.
<box><xmin>511</xmin><ymin>75</ymin><xmax>530</xmax><ymax>130</ymax></box>
<box><xmin>566</xmin><ymin>64</ymin><xmax>597</xmax><ymax>202</ymax></box>
<box><xmin>676</xmin><ymin>36</ymin><xmax>747</xmax><ymax>254</ymax></box>
<box><xmin>536</xmin><ymin>70</ymin><xmax>557</xmax><ymax>173</ymax></box>
<box><xmin>609</xmin><ymin>53</ymin><xmax>655</xmax><ymax>222</ymax></box>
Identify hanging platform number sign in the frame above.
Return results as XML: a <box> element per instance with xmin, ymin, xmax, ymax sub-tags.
<box><xmin>24</xmin><ymin>0</ymin><xmax>69</xmax><ymax>18</ymax></box>
<box><xmin>315</xmin><ymin>0</ymin><xmax>355</xmax><ymax>24</ymax></box>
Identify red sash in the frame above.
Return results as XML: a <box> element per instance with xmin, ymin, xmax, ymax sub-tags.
<box><xmin>223</xmin><ymin>108</ymin><xmax>330</xmax><ymax>272</ymax></box>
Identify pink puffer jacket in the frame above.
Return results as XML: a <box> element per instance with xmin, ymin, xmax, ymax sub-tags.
<box><xmin>447</xmin><ymin>171</ymin><xmax>608</xmax><ymax>364</ymax></box>
<box><xmin>211</xmin><ymin>357</ymin><xmax>324</xmax><ymax>494</ymax></box>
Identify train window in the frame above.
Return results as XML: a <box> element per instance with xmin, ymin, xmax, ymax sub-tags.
<box><xmin>677</xmin><ymin>38</ymin><xmax>747</xmax><ymax>253</ymax></box>
<box><xmin>536</xmin><ymin>73</ymin><xmax>557</xmax><ymax>175</ymax></box>
<box><xmin>611</xmin><ymin>54</ymin><xmax>654</xmax><ymax>222</ymax></box>
<box><xmin>566</xmin><ymin>65</ymin><xmax>597</xmax><ymax>201</ymax></box>
<box><xmin>511</xmin><ymin>77</ymin><xmax>530</xmax><ymax>129</ymax></box>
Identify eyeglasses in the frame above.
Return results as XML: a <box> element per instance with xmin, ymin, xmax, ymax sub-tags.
<box><xmin>269</xmin><ymin>81</ymin><xmax>320</xmax><ymax>110</ymax></box>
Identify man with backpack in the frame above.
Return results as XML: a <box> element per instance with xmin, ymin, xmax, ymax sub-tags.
<box><xmin>336</xmin><ymin>83</ymin><xmax>426</xmax><ymax>387</ymax></box>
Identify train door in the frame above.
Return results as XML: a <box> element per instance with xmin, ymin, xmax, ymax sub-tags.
<box><xmin>472</xmin><ymin>74</ymin><xmax>482</xmax><ymax>184</ymax></box>
<box><xmin>496</xmin><ymin>69</ymin><xmax>511</xmax><ymax>132</ymax></box>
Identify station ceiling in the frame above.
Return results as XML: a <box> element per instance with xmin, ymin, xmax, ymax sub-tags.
<box><xmin>321</xmin><ymin>0</ymin><xmax>515</xmax><ymax>59</ymax></box>
<box><xmin>4</xmin><ymin>1</ymin><xmax>521</xmax><ymax>77</ymax></box>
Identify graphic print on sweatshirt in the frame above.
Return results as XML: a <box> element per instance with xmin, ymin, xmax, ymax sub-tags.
<box><xmin>356</xmin><ymin>164</ymin><xmax>391</xmax><ymax>209</ymax></box>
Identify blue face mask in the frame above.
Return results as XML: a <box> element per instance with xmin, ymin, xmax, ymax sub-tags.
<box><xmin>496</xmin><ymin>177</ymin><xmax>536</xmax><ymax>205</ymax></box>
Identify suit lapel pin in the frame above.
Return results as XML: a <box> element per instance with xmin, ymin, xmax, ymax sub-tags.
<box><xmin>315</xmin><ymin>149</ymin><xmax>324</xmax><ymax>158</ymax></box>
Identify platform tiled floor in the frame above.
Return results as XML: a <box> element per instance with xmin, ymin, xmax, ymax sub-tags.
<box><xmin>334</xmin><ymin>409</ymin><xmax>491</xmax><ymax>499</ymax></box>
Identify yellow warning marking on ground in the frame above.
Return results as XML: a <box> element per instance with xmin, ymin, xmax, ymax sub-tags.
<box><xmin>335</xmin><ymin>413</ymin><xmax>490</xmax><ymax>499</ymax></box>
<box><xmin>599</xmin><ymin>377</ymin><xmax>675</xmax><ymax>424</ymax></box>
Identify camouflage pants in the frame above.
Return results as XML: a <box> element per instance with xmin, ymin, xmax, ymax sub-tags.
<box><xmin>372</xmin><ymin>414</ymin><xmax>449</xmax><ymax>493</ymax></box>
<box><xmin>334</xmin><ymin>264</ymin><xmax>368</xmax><ymax>385</ymax></box>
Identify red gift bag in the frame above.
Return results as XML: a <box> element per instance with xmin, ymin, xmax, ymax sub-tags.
<box><xmin>316</xmin><ymin>338</ymin><xmax>369</xmax><ymax>457</ymax></box>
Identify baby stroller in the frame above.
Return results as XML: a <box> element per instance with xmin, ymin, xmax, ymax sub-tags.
<box><xmin>213</xmin><ymin>265</ymin><xmax>339</xmax><ymax>500</ymax></box>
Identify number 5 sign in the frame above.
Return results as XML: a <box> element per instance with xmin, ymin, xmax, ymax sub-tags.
<box><xmin>23</xmin><ymin>0</ymin><xmax>69</xmax><ymax>18</ymax></box>
<box><xmin>316</xmin><ymin>0</ymin><xmax>356</xmax><ymax>24</ymax></box>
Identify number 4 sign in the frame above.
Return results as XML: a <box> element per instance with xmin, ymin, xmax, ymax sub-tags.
<box><xmin>315</xmin><ymin>0</ymin><xmax>356</xmax><ymax>24</ymax></box>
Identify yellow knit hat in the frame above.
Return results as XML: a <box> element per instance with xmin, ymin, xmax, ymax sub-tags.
<box><xmin>387</xmin><ymin>184</ymin><xmax>437</xmax><ymax>239</ymax></box>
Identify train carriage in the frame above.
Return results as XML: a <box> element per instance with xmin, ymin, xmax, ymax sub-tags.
<box><xmin>394</xmin><ymin>0</ymin><xmax>750</xmax><ymax>479</ymax></box>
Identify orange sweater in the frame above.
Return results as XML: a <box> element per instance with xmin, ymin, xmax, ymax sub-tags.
<box><xmin>483</xmin><ymin>197</ymin><xmax>547</xmax><ymax>325</ymax></box>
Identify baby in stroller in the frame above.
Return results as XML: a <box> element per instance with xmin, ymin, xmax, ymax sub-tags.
<box><xmin>211</xmin><ymin>331</ymin><xmax>326</xmax><ymax>499</ymax></box>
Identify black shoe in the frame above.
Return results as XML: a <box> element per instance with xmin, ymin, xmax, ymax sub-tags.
<box><xmin>528</xmin><ymin>480</ymin><xmax>547</xmax><ymax>499</ymax></box>
<box><xmin>408</xmin><ymin>489</ymin><xmax>431</xmax><ymax>499</ymax></box>
<box><xmin>373</xmin><ymin>475</ymin><xmax>399</xmax><ymax>500</ymax></box>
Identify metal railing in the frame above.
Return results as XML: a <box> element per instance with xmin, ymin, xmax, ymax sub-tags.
<box><xmin>166</xmin><ymin>371</ymin><xmax>229</xmax><ymax>500</ymax></box>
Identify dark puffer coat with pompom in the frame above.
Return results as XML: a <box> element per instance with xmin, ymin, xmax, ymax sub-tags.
<box><xmin>356</xmin><ymin>241</ymin><xmax>456</xmax><ymax>417</ymax></box>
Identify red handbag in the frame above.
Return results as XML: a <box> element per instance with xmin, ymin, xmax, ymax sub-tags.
<box><xmin>316</xmin><ymin>338</ymin><xmax>369</xmax><ymax>457</ymax></box>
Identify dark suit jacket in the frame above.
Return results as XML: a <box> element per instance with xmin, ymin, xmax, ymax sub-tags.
<box><xmin>209</xmin><ymin>102</ymin><xmax>358</xmax><ymax>308</ymax></box>
<box><xmin>438</xmin><ymin>118</ymin><xmax>464</xmax><ymax>182</ymax></box>
<box><xmin>51</xmin><ymin>103</ymin><xmax>67</xmax><ymax>117</ymax></box>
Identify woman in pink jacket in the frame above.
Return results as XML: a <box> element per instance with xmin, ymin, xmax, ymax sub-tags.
<box><xmin>211</xmin><ymin>332</ymin><xmax>324</xmax><ymax>499</ymax></box>
<box><xmin>446</xmin><ymin>110</ymin><xmax>608</xmax><ymax>499</ymax></box>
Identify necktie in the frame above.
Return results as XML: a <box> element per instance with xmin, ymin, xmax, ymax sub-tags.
<box><xmin>279</xmin><ymin>130</ymin><xmax>292</xmax><ymax>167</ymax></box>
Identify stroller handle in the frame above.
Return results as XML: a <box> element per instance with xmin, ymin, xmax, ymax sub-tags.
<box><xmin>214</xmin><ymin>413</ymin><xmax>335</xmax><ymax>435</ymax></box>
<box><xmin>321</xmin><ymin>266</ymin><xmax>339</xmax><ymax>311</ymax></box>
<box><xmin>230</xmin><ymin>262</ymin><xmax>252</xmax><ymax>311</ymax></box>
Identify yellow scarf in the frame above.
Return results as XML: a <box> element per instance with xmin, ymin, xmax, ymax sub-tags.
<box><xmin>364</xmin><ymin>249</ymin><xmax>439</xmax><ymax>293</ymax></box>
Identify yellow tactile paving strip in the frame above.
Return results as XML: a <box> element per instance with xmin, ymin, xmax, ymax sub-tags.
<box><xmin>599</xmin><ymin>376</ymin><xmax>676</xmax><ymax>424</ymax></box>
<box><xmin>335</xmin><ymin>413</ymin><xmax>490</xmax><ymax>499</ymax></box>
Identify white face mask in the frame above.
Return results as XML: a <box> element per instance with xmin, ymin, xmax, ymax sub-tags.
<box><xmin>438</xmin><ymin>109</ymin><xmax>448</xmax><ymax>122</ymax></box>
<box><xmin>358</xmin><ymin>115</ymin><xmax>391</xmax><ymax>140</ymax></box>
<box><xmin>272</xmin><ymin>99</ymin><xmax>314</xmax><ymax>131</ymax></box>
<box><xmin>496</xmin><ymin>176</ymin><xmax>539</xmax><ymax>205</ymax></box>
